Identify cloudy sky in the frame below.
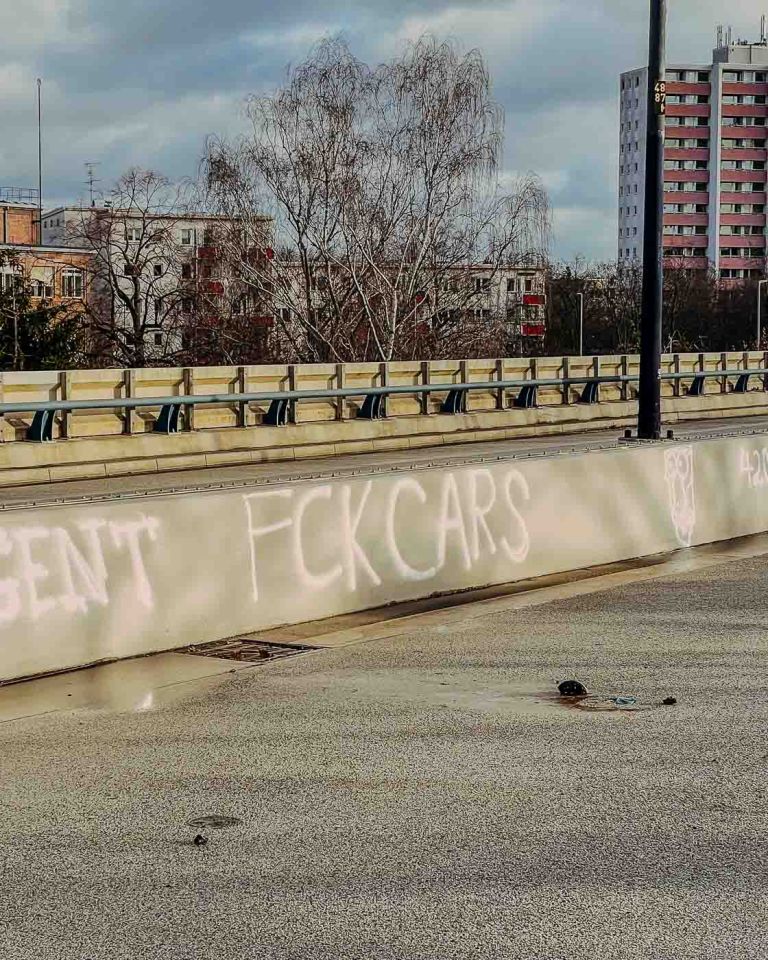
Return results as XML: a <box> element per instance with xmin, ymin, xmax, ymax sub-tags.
<box><xmin>2</xmin><ymin>0</ymin><xmax>768</xmax><ymax>260</ymax></box>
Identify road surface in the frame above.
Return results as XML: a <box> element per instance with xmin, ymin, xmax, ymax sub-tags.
<box><xmin>1</xmin><ymin>539</ymin><xmax>766</xmax><ymax>959</ymax></box>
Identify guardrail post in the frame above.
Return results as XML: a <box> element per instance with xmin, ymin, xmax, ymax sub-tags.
<box><xmin>495</xmin><ymin>358</ymin><xmax>505</xmax><ymax>410</ymax></box>
<box><xmin>673</xmin><ymin>354</ymin><xmax>681</xmax><ymax>398</ymax></box>
<box><xmin>420</xmin><ymin>361</ymin><xmax>431</xmax><ymax>415</ymax></box>
<box><xmin>721</xmin><ymin>353</ymin><xmax>729</xmax><ymax>394</ymax></box>
<box><xmin>561</xmin><ymin>357</ymin><xmax>570</xmax><ymax>405</ymax></box>
<box><xmin>287</xmin><ymin>365</ymin><xmax>297</xmax><ymax>424</ymax></box>
<box><xmin>122</xmin><ymin>368</ymin><xmax>136</xmax><ymax>435</ymax></box>
<box><xmin>58</xmin><ymin>371</ymin><xmax>71</xmax><ymax>439</ymax></box>
<box><xmin>764</xmin><ymin>351</ymin><xmax>768</xmax><ymax>392</ymax></box>
<box><xmin>0</xmin><ymin>371</ymin><xmax>5</xmax><ymax>442</ymax></box>
<box><xmin>335</xmin><ymin>364</ymin><xmax>345</xmax><ymax>421</ymax></box>
<box><xmin>380</xmin><ymin>362</ymin><xmax>389</xmax><ymax>417</ymax></box>
<box><xmin>182</xmin><ymin>367</ymin><xmax>194</xmax><ymax>431</ymax></box>
<box><xmin>237</xmin><ymin>366</ymin><xmax>247</xmax><ymax>428</ymax></box>
<box><xmin>699</xmin><ymin>353</ymin><xmax>706</xmax><ymax>395</ymax></box>
<box><xmin>620</xmin><ymin>355</ymin><xmax>629</xmax><ymax>401</ymax></box>
<box><xmin>460</xmin><ymin>359</ymin><xmax>468</xmax><ymax>411</ymax></box>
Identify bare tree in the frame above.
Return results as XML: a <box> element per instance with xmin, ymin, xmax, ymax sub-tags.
<box><xmin>67</xmin><ymin>169</ymin><xmax>194</xmax><ymax>367</ymax></box>
<box><xmin>201</xmin><ymin>36</ymin><xmax>550</xmax><ymax>363</ymax></box>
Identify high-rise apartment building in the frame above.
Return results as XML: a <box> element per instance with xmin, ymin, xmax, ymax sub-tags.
<box><xmin>619</xmin><ymin>24</ymin><xmax>768</xmax><ymax>279</ymax></box>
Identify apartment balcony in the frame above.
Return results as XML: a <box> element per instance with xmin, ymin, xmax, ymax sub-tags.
<box><xmin>721</xmin><ymin>125</ymin><xmax>768</xmax><ymax>139</ymax></box>
<box><xmin>665</xmin><ymin>148</ymin><xmax>710</xmax><ymax>161</ymax></box>
<box><xmin>664</xmin><ymin>191</ymin><xmax>709</xmax><ymax>203</ymax></box>
<box><xmin>719</xmin><ymin>257</ymin><xmax>766</xmax><ymax>270</ymax></box>
<box><xmin>663</xmin><ymin>255</ymin><xmax>709</xmax><ymax>270</ymax></box>
<box><xmin>722</xmin><ymin>105</ymin><xmax>768</xmax><ymax>118</ymax></box>
<box><xmin>718</xmin><ymin>235</ymin><xmax>766</xmax><ymax>249</ymax></box>
<box><xmin>666</xmin><ymin>81</ymin><xmax>711</xmax><ymax>95</ymax></box>
<box><xmin>721</xmin><ymin>148</ymin><xmax>767</xmax><ymax>161</ymax></box>
<box><xmin>663</xmin><ymin>236</ymin><xmax>708</xmax><ymax>249</ymax></box>
<box><xmin>664</xmin><ymin>213</ymin><xmax>709</xmax><ymax>226</ymax></box>
<box><xmin>722</xmin><ymin>82</ymin><xmax>768</xmax><ymax>96</ymax></box>
<box><xmin>667</xmin><ymin>104</ymin><xmax>710</xmax><ymax>118</ymax></box>
<box><xmin>663</xmin><ymin>170</ymin><xmax>709</xmax><ymax>183</ymax></box>
<box><xmin>720</xmin><ymin>191</ymin><xmax>766</xmax><ymax>204</ymax></box>
<box><xmin>666</xmin><ymin>126</ymin><xmax>710</xmax><ymax>139</ymax></box>
<box><xmin>720</xmin><ymin>213</ymin><xmax>766</xmax><ymax>227</ymax></box>
<box><xmin>719</xmin><ymin>169</ymin><xmax>767</xmax><ymax>182</ymax></box>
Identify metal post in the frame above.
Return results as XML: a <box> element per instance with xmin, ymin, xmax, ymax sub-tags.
<box><xmin>637</xmin><ymin>0</ymin><xmax>667</xmax><ymax>440</ymax></box>
<box><xmin>757</xmin><ymin>280</ymin><xmax>767</xmax><ymax>351</ymax></box>
<box><xmin>577</xmin><ymin>293</ymin><xmax>584</xmax><ymax>357</ymax></box>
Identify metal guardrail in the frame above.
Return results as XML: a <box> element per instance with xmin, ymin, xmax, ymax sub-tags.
<box><xmin>3</xmin><ymin>368</ymin><xmax>768</xmax><ymax>441</ymax></box>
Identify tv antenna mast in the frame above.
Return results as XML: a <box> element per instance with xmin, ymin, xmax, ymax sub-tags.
<box><xmin>84</xmin><ymin>161</ymin><xmax>101</xmax><ymax>207</ymax></box>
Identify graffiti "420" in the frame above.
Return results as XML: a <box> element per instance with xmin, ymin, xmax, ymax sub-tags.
<box><xmin>739</xmin><ymin>448</ymin><xmax>768</xmax><ymax>489</ymax></box>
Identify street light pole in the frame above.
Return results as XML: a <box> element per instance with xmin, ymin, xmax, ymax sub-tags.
<box><xmin>637</xmin><ymin>0</ymin><xmax>667</xmax><ymax>439</ymax></box>
<box><xmin>757</xmin><ymin>280</ymin><xmax>768</xmax><ymax>351</ymax></box>
<box><xmin>577</xmin><ymin>292</ymin><xmax>584</xmax><ymax>357</ymax></box>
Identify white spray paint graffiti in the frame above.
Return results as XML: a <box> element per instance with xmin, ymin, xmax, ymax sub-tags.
<box><xmin>664</xmin><ymin>446</ymin><xmax>696</xmax><ymax>548</ymax></box>
<box><xmin>0</xmin><ymin>514</ymin><xmax>160</xmax><ymax>625</ymax></box>
<box><xmin>243</xmin><ymin>469</ymin><xmax>531</xmax><ymax>603</ymax></box>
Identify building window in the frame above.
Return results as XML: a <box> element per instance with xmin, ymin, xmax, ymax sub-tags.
<box><xmin>154</xmin><ymin>332</ymin><xmax>162</xmax><ymax>346</ymax></box>
<box><xmin>181</xmin><ymin>262</ymin><xmax>194</xmax><ymax>280</ymax></box>
<box><xmin>126</xmin><ymin>227</ymin><xmax>141</xmax><ymax>242</ymax></box>
<box><xmin>181</xmin><ymin>298</ymin><xmax>193</xmax><ymax>313</ymax></box>
<box><xmin>61</xmin><ymin>269</ymin><xmax>84</xmax><ymax>299</ymax></box>
<box><xmin>474</xmin><ymin>277</ymin><xmax>490</xmax><ymax>293</ymax></box>
<box><xmin>153</xmin><ymin>263</ymin><xmax>163</xmax><ymax>277</ymax></box>
<box><xmin>180</xmin><ymin>229</ymin><xmax>193</xmax><ymax>246</ymax></box>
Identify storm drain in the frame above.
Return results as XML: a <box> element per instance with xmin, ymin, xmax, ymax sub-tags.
<box><xmin>184</xmin><ymin>637</ymin><xmax>315</xmax><ymax>663</ymax></box>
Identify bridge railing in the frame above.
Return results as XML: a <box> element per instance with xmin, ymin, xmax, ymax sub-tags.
<box><xmin>0</xmin><ymin>352</ymin><xmax>767</xmax><ymax>442</ymax></box>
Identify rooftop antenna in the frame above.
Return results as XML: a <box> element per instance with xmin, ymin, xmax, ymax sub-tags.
<box><xmin>84</xmin><ymin>161</ymin><xmax>101</xmax><ymax>207</ymax></box>
<box><xmin>727</xmin><ymin>25</ymin><xmax>733</xmax><ymax>46</ymax></box>
<box><xmin>717</xmin><ymin>24</ymin><xmax>724</xmax><ymax>47</ymax></box>
<box><xmin>762</xmin><ymin>14</ymin><xmax>767</xmax><ymax>43</ymax></box>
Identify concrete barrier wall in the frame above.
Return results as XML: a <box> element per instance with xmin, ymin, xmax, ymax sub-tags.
<box><xmin>1</xmin><ymin>432</ymin><xmax>767</xmax><ymax>681</ymax></box>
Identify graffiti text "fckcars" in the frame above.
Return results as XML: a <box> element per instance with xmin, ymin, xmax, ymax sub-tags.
<box><xmin>243</xmin><ymin>469</ymin><xmax>531</xmax><ymax>602</ymax></box>
<box><xmin>0</xmin><ymin>515</ymin><xmax>160</xmax><ymax>625</ymax></box>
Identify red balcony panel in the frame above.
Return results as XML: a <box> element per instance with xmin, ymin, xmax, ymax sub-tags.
<box><xmin>721</xmin><ymin>169</ymin><xmax>767</xmax><ymax>182</ymax></box>
<box><xmin>521</xmin><ymin>322</ymin><xmax>546</xmax><ymax>337</ymax></box>
<box><xmin>721</xmin><ymin>125</ymin><xmax>768</xmax><ymax>139</ymax></box>
<box><xmin>720</xmin><ymin>191</ymin><xmax>766</xmax><ymax>204</ymax></box>
<box><xmin>664</xmin><ymin>214</ymin><xmax>709</xmax><ymax>226</ymax></box>
<box><xmin>665</xmin><ymin>148</ymin><xmax>710</xmax><ymax>161</ymax></box>
<box><xmin>664</xmin><ymin>191</ymin><xmax>709</xmax><ymax>204</ymax></box>
<box><xmin>201</xmin><ymin>280</ymin><xmax>225</xmax><ymax>295</ymax></box>
<box><xmin>719</xmin><ymin>235</ymin><xmax>766</xmax><ymax>248</ymax></box>
<box><xmin>663</xmin><ymin>236</ymin><xmax>708</xmax><ymax>248</ymax></box>
<box><xmin>720</xmin><ymin>214</ymin><xmax>766</xmax><ymax>226</ymax></box>
<box><xmin>721</xmin><ymin>149</ymin><xmax>767</xmax><ymax>161</ymax></box>
<box><xmin>666</xmin><ymin>126</ymin><xmax>710</xmax><ymax>139</ymax></box>
<box><xmin>666</xmin><ymin>104</ymin><xmax>710</xmax><ymax>118</ymax></box>
<box><xmin>252</xmin><ymin>315</ymin><xmax>275</xmax><ymax>327</ymax></box>
<box><xmin>667</xmin><ymin>82</ymin><xmax>711</xmax><ymax>95</ymax></box>
<box><xmin>196</xmin><ymin>246</ymin><xmax>220</xmax><ymax>261</ymax></box>
<box><xmin>663</xmin><ymin>256</ymin><xmax>709</xmax><ymax>269</ymax></box>
<box><xmin>663</xmin><ymin>170</ymin><xmax>709</xmax><ymax>182</ymax></box>
<box><xmin>721</xmin><ymin>105</ymin><xmax>768</xmax><ymax>118</ymax></box>
<box><xmin>722</xmin><ymin>83</ymin><xmax>768</xmax><ymax>96</ymax></box>
<box><xmin>719</xmin><ymin>257</ymin><xmax>766</xmax><ymax>269</ymax></box>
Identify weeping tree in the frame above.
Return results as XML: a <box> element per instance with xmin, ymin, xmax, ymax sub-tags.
<box><xmin>201</xmin><ymin>36</ymin><xmax>550</xmax><ymax>363</ymax></box>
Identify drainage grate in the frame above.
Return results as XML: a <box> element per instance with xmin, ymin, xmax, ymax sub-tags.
<box><xmin>184</xmin><ymin>637</ymin><xmax>314</xmax><ymax>663</ymax></box>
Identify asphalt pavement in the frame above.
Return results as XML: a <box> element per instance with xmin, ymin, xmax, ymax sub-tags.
<box><xmin>1</xmin><ymin>551</ymin><xmax>767</xmax><ymax>959</ymax></box>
